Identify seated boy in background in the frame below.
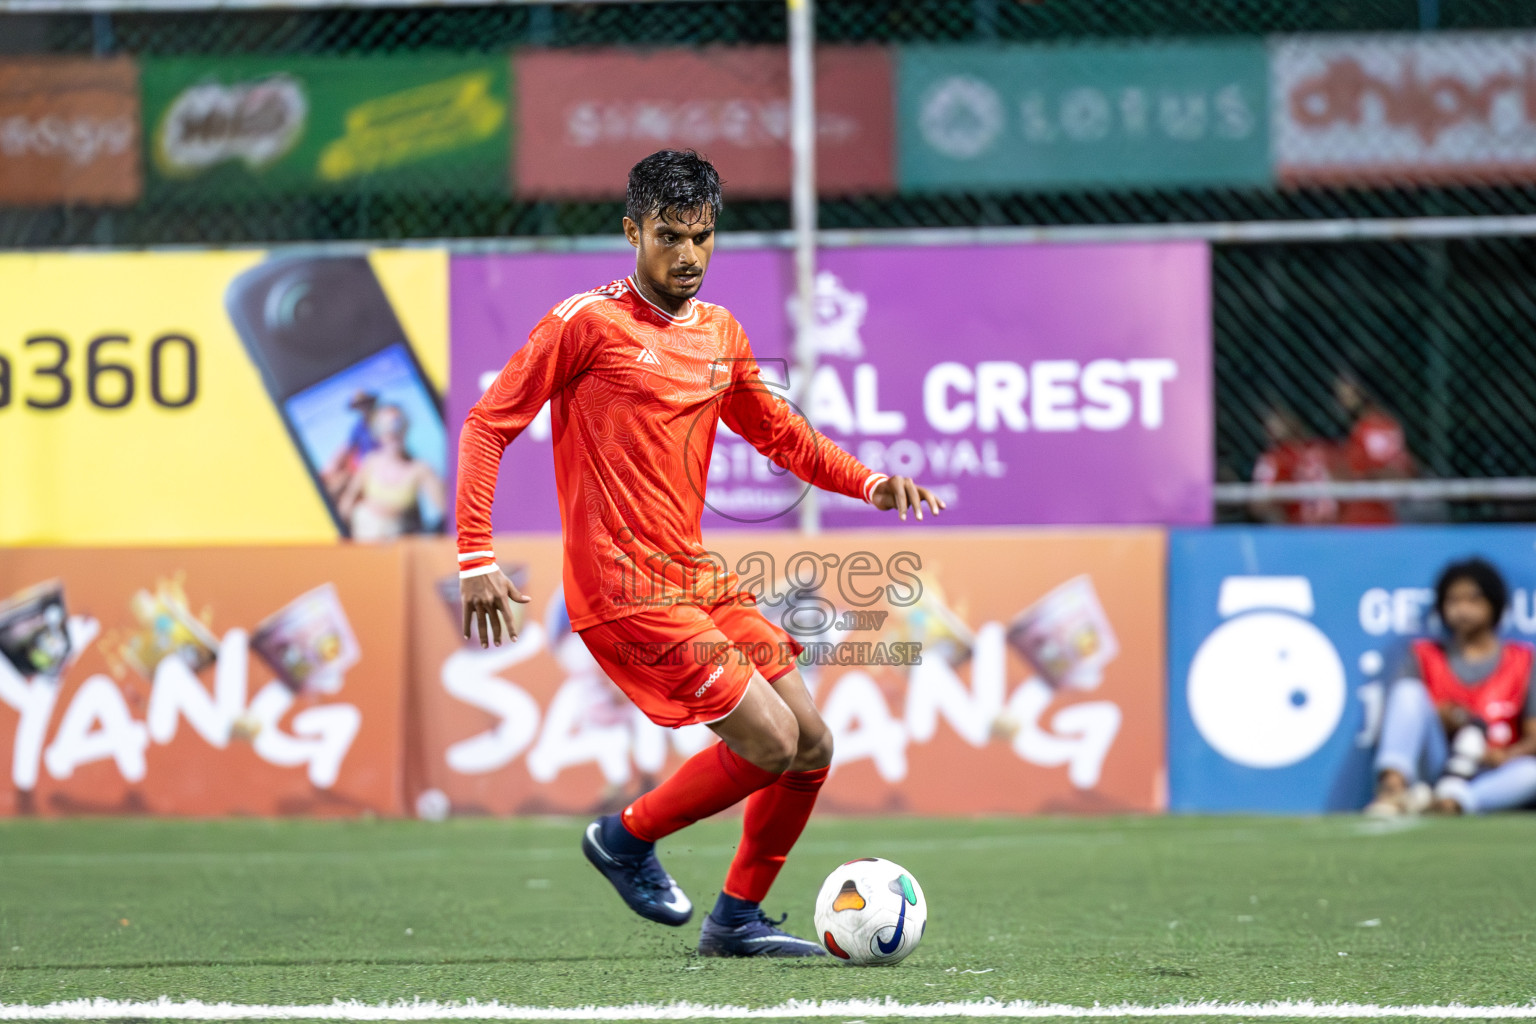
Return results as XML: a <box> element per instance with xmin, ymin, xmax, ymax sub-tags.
<box><xmin>1368</xmin><ymin>558</ymin><xmax>1536</xmax><ymax>815</ymax></box>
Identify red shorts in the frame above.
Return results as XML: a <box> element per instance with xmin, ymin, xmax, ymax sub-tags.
<box><xmin>579</xmin><ymin>594</ymin><xmax>803</xmax><ymax>728</ymax></box>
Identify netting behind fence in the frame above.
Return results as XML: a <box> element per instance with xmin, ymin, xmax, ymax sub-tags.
<box><xmin>1215</xmin><ymin>237</ymin><xmax>1536</xmax><ymax>521</ymax></box>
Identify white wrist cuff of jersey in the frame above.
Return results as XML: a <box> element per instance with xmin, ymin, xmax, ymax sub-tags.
<box><xmin>863</xmin><ymin>473</ymin><xmax>889</xmax><ymax>504</ymax></box>
<box><xmin>458</xmin><ymin>550</ymin><xmax>495</xmax><ymax>563</ymax></box>
<box><xmin>458</xmin><ymin>563</ymin><xmax>501</xmax><ymax>580</ymax></box>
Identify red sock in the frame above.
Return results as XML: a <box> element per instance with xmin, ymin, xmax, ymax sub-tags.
<box><xmin>723</xmin><ymin>765</ymin><xmax>829</xmax><ymax>902</ymax></box>
<box><xmin>623</xmin><ymin>742</ymin><xmax>782</xmax><ymax>843</ymax></box>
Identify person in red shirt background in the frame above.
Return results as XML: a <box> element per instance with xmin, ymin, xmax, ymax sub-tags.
<box><xmin>1249</xmin><ymin>379</ymin><xmax>1417</xmax><ymax>526</ymax></box>
<box><xmin>1250</xmin><ymin>405</ymin><xmax>1339</xmax><ymax>525</ymax></box>
<box><xmin>1334</xmin><ymin>373</ymin><xmax>1415</xmax><ymax>525</ymax></box>
<box><xmin>1365</xmin><ymin>558</ymin><xmax>1536</xmax><ymax>817</ymax></box>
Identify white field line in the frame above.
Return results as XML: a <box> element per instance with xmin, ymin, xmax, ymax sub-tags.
<box><xmin>2</xmin><ymin>1000</ymin><xmax>1536</xmax><ymax>1021</ymax></box>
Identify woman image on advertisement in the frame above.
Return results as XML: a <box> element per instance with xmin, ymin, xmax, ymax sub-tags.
<box><xmin>338</xmin><ymin>403</ymin><xmax>446</xmax><ymax>541</ymax></box>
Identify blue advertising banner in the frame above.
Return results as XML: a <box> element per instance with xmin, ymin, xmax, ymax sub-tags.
<box><xmin>1168</xmin><ymin>526</ymin><xmax>1536</xmax><ymax>812</ymax></box>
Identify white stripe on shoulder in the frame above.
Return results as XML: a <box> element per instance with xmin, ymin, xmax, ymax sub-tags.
<box><xmin>553</xmin><ymin>289</ymin><xmax>599</xmax><ymax>319</ymax></box>
<box><xmin>551</xmin><ymin>292</ymin><xmax>584</xmax><ymax>319</ymax></box>
<box><xmin>553</xmin><ymin>280</ymin><xmax>627</xmax><ymax>321</ymax></box>
<box><xmin>557</xmin><ymin>293</ymin><xmax>613</xmax><ymax>322</ymax></box>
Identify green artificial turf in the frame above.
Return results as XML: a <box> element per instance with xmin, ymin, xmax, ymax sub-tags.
<box><xmin>0</xmin><ymin>815</ymin><xmax>1533</xmax><ymax>1016</ymax></box>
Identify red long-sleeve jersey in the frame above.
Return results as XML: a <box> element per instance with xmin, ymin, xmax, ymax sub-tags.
<box><xmin>457</xmin><ymin>276</ymin><xmax>886</xmax><ymax>631</ymax></box>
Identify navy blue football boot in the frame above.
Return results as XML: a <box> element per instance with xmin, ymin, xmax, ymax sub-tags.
<box><xmin>697</xmin><ymin>907</ymin><xmax>827</xmax><ymax>958</ymax></box>
<box><xmin>581</xmin><ymin>814</ymin><xmax>692</xmax><ymax>926</ymax></box>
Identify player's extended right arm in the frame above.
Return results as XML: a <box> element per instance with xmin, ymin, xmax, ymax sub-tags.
<box><xmin>456</xmin><ymin>313</ymin><xmax>580</xmax><ymax>645</ymax></box>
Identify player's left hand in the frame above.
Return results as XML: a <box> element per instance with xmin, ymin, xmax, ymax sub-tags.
<box><xmin>870</xmin><ymin>476</ymin><xmax>945</xmax><ymax>522</ymax></box>
<box><xmin>461</xmin><ymin>568</ymin><xmax>531</xmax><ymax>648</ymax></box>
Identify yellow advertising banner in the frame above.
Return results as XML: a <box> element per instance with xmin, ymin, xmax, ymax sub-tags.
<box><xmin>0</xmin><ymin>249</ymin><xmax>448</xmax><ymax>545</ymax></box>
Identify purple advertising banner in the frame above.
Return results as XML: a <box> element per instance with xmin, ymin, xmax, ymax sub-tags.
<box><xmin>448</xmin><ymin>242</ymin><xmax>1211</xmax><ymax>531</ymax></box>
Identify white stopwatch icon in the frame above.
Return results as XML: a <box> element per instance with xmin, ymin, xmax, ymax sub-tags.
<box><xmin>1187</xmin><ymin>576</ymin><xmax>1347</xmax><ymax>769</ymax></box>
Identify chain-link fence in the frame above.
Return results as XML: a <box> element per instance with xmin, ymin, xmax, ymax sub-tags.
<box><xmin>4</xmin><ymin>0</ymin><xmax>1536</xmax><ymax>520</ymax></box>
<box><xmin>1215</xmin><ymin>235</ymin><xmax>1536</xmax><ymax>521</ymax></box>
<box><xmin>5</xmin><ymin>0</ymin><xmax>1536</xmax><ymax>247</ymax></box>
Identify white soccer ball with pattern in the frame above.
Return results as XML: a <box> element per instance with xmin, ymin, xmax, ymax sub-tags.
<box><xmin>813</xmin><ymin>857</ymin><xmax>926</xmax><ymax>965</ymax></box>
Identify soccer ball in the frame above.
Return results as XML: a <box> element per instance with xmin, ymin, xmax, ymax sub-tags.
<box><xmin>813</xmin><ymin>857</ymin><xmax>926</xmax><ymax>965</ymax></box>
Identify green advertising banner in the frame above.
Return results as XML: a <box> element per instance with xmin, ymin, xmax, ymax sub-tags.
<box><xmin>142</xmin><ymin>54</ymin><xmax>509</xmax><ymax>196</ymax></box>
<box><xmin>898</xmin><ymin>42</ymin><xmax>1271</xmax><ymax>191</ymax></box>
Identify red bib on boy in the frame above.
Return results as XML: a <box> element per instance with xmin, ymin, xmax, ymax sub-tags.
<box><xmin>1412</xmin><ymin>639</ymin><xmax>1532</xmax><ymax>748</ymax></box>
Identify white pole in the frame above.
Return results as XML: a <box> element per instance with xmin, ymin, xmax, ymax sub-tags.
<box><xmin>789</xmin><ymin>0</ymin><xmax>820</xmax><ymax>535</ymax></box>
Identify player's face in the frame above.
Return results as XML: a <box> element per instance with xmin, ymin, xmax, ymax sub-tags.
<box><xmin>1442</xmin><ymin>578</ymin><xmax>1496</xmax><ymax>640</ymax></box>
<box><xmin>625</xmin><ymin>208</ymin><xmax>716</xmax><ymax>306</ymax></box>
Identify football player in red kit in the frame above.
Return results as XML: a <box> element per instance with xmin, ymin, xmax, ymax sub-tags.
<box><xmin>457</xmin><ymin>150</ymin><xmax>944</xmax><ymax>956</ymax></box>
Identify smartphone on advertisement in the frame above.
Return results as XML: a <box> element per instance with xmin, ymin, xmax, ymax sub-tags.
<box><xmin>227</xmin><ymin>256</ymin><xmax>447</xmax><ymax>540</ymax></box>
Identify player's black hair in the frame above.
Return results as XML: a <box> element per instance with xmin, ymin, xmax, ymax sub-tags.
<box><xmin>625</xmin><ymin>150</ymin><xmax>723</xmax><ymax>228</ymax></box>
<box><xmin>1434</xmin><ymin>557</ymin><xmax>1508</xmax><ymax>625</ymax></box>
